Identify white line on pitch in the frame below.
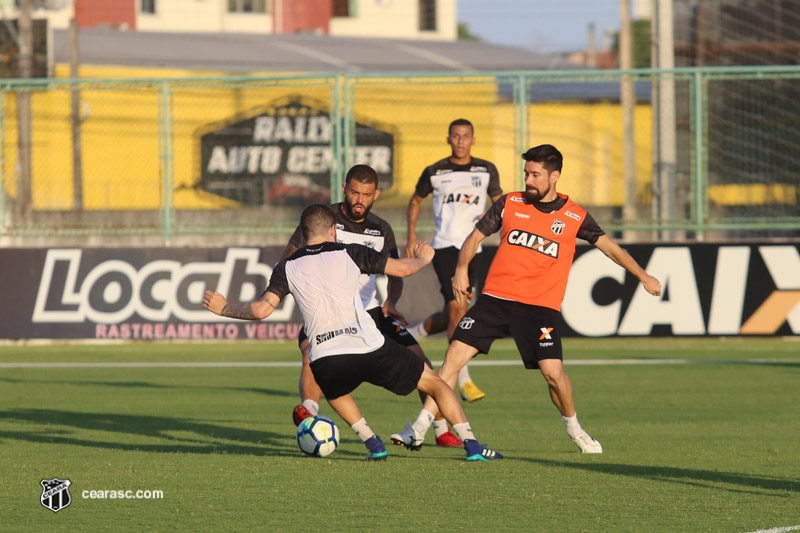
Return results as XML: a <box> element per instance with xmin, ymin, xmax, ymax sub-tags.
<box><xmin>0</xmin><ymin>359</ymin><xmax>797</xmax><ymax>369</ymax></box>
<box><xmin>742</xmin><ymin>526</ymin><xmax>800</xmax><ymax>533</ymax></box>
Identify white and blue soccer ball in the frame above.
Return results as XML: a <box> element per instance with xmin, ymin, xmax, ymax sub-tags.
<box><xmin>296</xmin><ymin>415</ymin><xmax>340</xmax><ymax>457</ymax></box>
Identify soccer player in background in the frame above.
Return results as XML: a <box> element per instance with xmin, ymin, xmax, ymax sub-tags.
<box><xmin>204</xmin><ymin>204</ymin><xmax>503</xmax><ymax>461</ymax></box>
<box><xmin>405</xmin><ymin>118</ymin><xmax>503</xmax><ymax>402</ymax></box>
<box><xmin>392</xmin><ymin>144</ymin><xmax>662</xmax><ymax>454</ymax></box>
<box><xmin>282</xmin><ymin>164</ymin><xmax>462</xmax><ymax>448</ymax></box>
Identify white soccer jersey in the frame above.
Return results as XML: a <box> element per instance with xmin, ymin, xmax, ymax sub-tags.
<box><xmin>333</xmin><ymin>227</ymin><xmax>385</xmax><ymax>311</ymax></box>
<box><xmin>266</xmin><ymin>242</ymin><xmax>387</xmax><ymax>361</ymax></box>
<box><xmin>415</xmin><ymin>157</ymin><xmax>502</xmax><ymax>250</ymax></box>
<box><xmin>287</xmin><ymin>203</ymin><xmax>398</xmax><ymax>311</ymax></box>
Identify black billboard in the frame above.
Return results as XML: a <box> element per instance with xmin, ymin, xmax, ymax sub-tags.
<box><xmin>198</xmin><ymin>96</ymin><xmax>394</xmax><ymax>206</ymax></box>
<box><xmin>1</xmin><ymin>247</ymin><xmax>302</xmax><ymax>340</ymax></box>
<box><xmin>2</xmin><ymin>243</ymin><xmax>798</xmax><ymax>340</ymax></box>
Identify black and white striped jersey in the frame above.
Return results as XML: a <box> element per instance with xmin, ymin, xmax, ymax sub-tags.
<box><xmin>288</xmin><ymin>202</ymin><xmax>399</xmax><ymax>311</ymax></box>
<box><xmin>266</xmin><ymin>242</ymin><xmax>388</xmax><ymax>361</ymax></box>
<box><xmin>414</xmin><ymin>156</ymin><xmax>502</xmax><ymax>250</ymax></box>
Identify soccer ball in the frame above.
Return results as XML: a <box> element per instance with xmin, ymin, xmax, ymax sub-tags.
<box><xmin>296</xmin><ymin>415</ymin><xmax>340</xmax><ymax>457</ymax></box>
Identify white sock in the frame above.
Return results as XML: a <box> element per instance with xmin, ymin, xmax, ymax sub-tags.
<box><xmin>411</xmin><ymin>409</ymin><xmax>435</xmax><ymax>439</ymax></box>
<box><xmin>562</xmin><ymin>413</ymin><xmax>584</xmax><ymax>439</ymax></box>
<box><xmin>302</xmin><ymin>399</ymin><xmax>319</xmax><ymax>416</ymax></box>
<box><xmin>451</xmin><ymin>422</ymin><xmax>476</xmax><ymax>442</ymax></box>
<box><xmin>432</xmin><ymin>419</ymin><xmax>449</xmax><ymax>438</ymax></box>
<box><xmin>408</xmin><ymin>321</ymin><xmax>429</xmax><ymax>340</ymax></box>
<box><xmin>350</xmin><ymin>418</ymin><xmax>375</xmax><ymax>442</ymax></box>
<box><xmin>457</xmin><ymin>364</ymin><xmax>473</xmax><ymax>388</ymax></box>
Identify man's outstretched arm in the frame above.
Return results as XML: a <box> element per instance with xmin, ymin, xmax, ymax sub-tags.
<box><xmin>385</xmin><ymin>241</ymin><xmax>435</xmax><ymax>277</ymax></box>
<box><xmin>452</xmin><ymin>228</ymin><xmax>487</xmax><ymax>306</ymax></box>
<box><xmin>203</xmin><ymin>290</ymin><xmax>282</xmax><ymax>320</ymax></box>
<box><xmin>593</xmin><ymin>234</ymin><xmax>662</xmax><ymax>296</ymax></box>
<box><xmin>405</xmin><ymin>194</ymin><xmax>424</xmax><ymax>258</ymax></box>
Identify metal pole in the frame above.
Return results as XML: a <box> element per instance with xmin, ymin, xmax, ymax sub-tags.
<box><xmin>517</xmin><ymin>73</ymin><xmax>527</xmax><ymax>190</ymax></box>
<box><xmin>620</xmin><ymin>0</ymin><xmax>637</xmax><ymax>241</ymax></box>
<box><xmin>69</xmin><ymin>17</ymin><xmax>83</xmax><ymax>211</ymax></box>
<box><xmin>650</xmin><ymin>0</ymin><xmax>659</xmax><ymax>241</ymax></box>
<box><xmin>340</xmin><ymin>76</ymin><xmax>355</xmax><ymax>202</ymax></box>
<box><xmin>587</xmin><ymin>23</ymin><xmax>597</xmax><ymax>68</ymax></box>
<box><xmin>691</xmin><ymin>70</ymin><xmax>706</xmax><ymax>240</ymax></box>
<box><xmin>16</xmin><ymin>0</ymin><xmax>33</xmax><ymax>217</ymax></box>
<box><xmin>331</xmin><ymin>74</ymin><xmax>343</xmax><ymax>200</ymax></box>
<box><xmin>0</xmin><ymin>86</ymin><xmax>6</xmax><ymax>234</ymax></box>
<box><xmin>348</xmin><ymin>79</ymin><xmax>356</xmax><ymax>176</ymax></box>
<box><xmin>657</xmin><ymin>0</ymin><xmax>677</xmax><ymax>240</ymax></box>
<box><xmin>339</xmin><ymin>75</ymin><xmax>352</xmax><ymax>204</ymax></box>
<box><xmin>159</xmin><ymin>81</ymin><xmax>173</xmax><ymax>244</ymax></box>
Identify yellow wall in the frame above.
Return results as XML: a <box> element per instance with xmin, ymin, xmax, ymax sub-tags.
<box><xmin>3</xmin><ymin>64</ymin><xmax>653</xmax><ymax>210</ymax></box>
<box><xmin>351</xmin><ymin>80</ymin><xmax>653</xmax><ymax>208</ymax></box>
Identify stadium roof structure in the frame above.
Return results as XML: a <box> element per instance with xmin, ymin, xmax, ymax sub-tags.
<box><xmin>51</xmin><ymin>29</ymin><xmax>649</xmax><ymax>103</ymax></box>
<box><xmin>52</xmin><ymin>27</ymin><xmax>579</xmax><ymax>74</ymax></box>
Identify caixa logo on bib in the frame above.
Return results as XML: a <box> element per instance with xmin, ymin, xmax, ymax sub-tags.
<box><xmin>32</xmin><ymin>248</ymin><xmax>295</xmax><ymax>324</ymax></box>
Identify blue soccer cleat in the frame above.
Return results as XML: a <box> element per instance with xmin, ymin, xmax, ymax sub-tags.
<box><xmin>464</xmin><ymin>439</ymin><xmax>504</xmax><ymax>461</ymax></box>
<box><xmin>364</xmin><ymin>435</ymin><xmax>388</xmax><ymax>461</ymax></box>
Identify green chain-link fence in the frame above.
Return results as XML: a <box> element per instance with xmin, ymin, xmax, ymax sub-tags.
<box><xmin>2</xmin><ymin>65</ymin><xmax>798</xmax><ymax>244</ymax></box>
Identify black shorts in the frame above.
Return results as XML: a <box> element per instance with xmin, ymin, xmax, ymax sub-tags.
<box><xmin>309</xmin><ymin>340</ymin><xmax>425</xmax><ymax>400</ymax></box>
<box><xmin>451</xmin><ymin>295</ymin><xmax>563</xmax><ymax>369</ymax></box>
<box><xmin>297</xmin><ymin>307</ymin><xmax>419</xmax><ymax>348</ymax></box>
<box><xmin>366</xmin><ymin>307</ymin><xmax>418</xmax><ymax>347</ymax></box>
<box><xmin>433</xmin><ymin>246</ymin><xmax>479</xmax><ymax>303</ymax></box>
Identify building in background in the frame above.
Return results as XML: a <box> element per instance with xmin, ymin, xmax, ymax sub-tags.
<box><xmin>0</xmin><ymin>0</ymin><xmax>456</xmax><ymax>40</ymax></box>
<box><xmin>1</xmin><ymin>0</ymin><xmax>794</xmax><ymax>245</ymax></box>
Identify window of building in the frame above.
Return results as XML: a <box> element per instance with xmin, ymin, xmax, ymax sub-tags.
<box><xmin>333</xmin><ymin>0</ymin><xmax>350</xmax><ymax>17</ymax></box>
<box><xmin>228</xmin><ymin>0</ymin><xmax>267</xmax><ymax>13</ymax></box>
<box><xmin>419</xmin><ymin>0</ymin><xmax>436</xmax><ymax>31</ymax></box>
<box><xmin>141</xmin><ymin>0</ymin><xmax>155</xmax><ymax>14</ymax></box>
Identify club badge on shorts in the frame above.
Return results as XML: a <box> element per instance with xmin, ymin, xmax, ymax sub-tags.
<box><xmin>40</xmin><ymin>478</ymin><xmax>72</xmax><ymax>513</ymax></box>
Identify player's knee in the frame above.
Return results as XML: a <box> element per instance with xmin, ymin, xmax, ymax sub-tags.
<box><xmin>541</xmin><ymin>367</ymin><xmax>565</xmax><ymax>387</ymax></box>
<box><xmin>417</xmin><ymin>365</ymin><xmax>445</xmax><ymax>390</ymax></box>
<box><xmin>444</xmin><ymin>341</ymin><xmax>475</xmax><ymax>366</ymax></box>
<box><xmin>448</xmin><ymin>300</ymin><xmax>467</xmax><ymax>316</ymax></box>
<box><xmin>426</xmin><ymin>375</ymin><xmax>451</xmax><ymax>397</ymax></box>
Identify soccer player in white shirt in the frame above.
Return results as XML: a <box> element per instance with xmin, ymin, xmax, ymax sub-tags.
<box><xmin>204</xmin><ymin>204</ymin><xmax>502</xmax><ymax>461</ymax></box>
<box><xmin>406</xmin><ymin>118</ymin><xmax>503</xmax><ymax>402</ymax></box>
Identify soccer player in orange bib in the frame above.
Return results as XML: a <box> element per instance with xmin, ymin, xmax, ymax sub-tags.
<box><xmin>392</xmin><ymin>144</ymin><xmax>662</xmax><ymax>454</ymax></box>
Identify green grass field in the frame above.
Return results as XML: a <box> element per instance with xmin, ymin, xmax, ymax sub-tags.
<box><xmin>1</xmin><ymin>338</ymin><xmax>798</xmax><ymax>532</ymax></box>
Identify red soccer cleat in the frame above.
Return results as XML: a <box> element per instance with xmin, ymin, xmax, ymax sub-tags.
<box><xmin>435</xmin><ymin>430</ymin><xmax>463</xmax><ymax>447</ymax></box>
<box><xmin>292</xmin><ymin>404</ymin><xmax>313</xmax><ymax>426</ymax></box>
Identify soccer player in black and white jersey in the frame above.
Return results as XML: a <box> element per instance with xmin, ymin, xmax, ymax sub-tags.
<box><xmin>405</xmin><ymin>118</ymin><xmax>503</xmax><ymax>403</ymax></box>
<box><xmin>203</xmin><ymin>204</ymin><xmax>502</xmax><ymax>461</ymax></box>
<box><xmin>281</xmin><ymin>165</ymin><xmax>462</xmax><ymax>448</ymax></box>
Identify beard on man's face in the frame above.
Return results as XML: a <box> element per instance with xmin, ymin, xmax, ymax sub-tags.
<box><xmin>343</xmin><ymin>198</ymin><xmax>372</xmax><ymax>220</ymax></box>
<box><xmin>525</xmin><ymin>188</ymin><xmax>542</xmax><ymax>203</ymax></box>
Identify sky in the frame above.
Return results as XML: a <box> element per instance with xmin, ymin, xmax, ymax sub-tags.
<box><xmin>457</xmin><ymin>0</ymin><xmax>631</xmax><ymax>54</ymax></box>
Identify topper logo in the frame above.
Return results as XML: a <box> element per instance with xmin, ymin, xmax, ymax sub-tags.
<box><xmin>32</xmin><ymin>248</ymin><xmax>294</xmax><ymax>324</ymax></box>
